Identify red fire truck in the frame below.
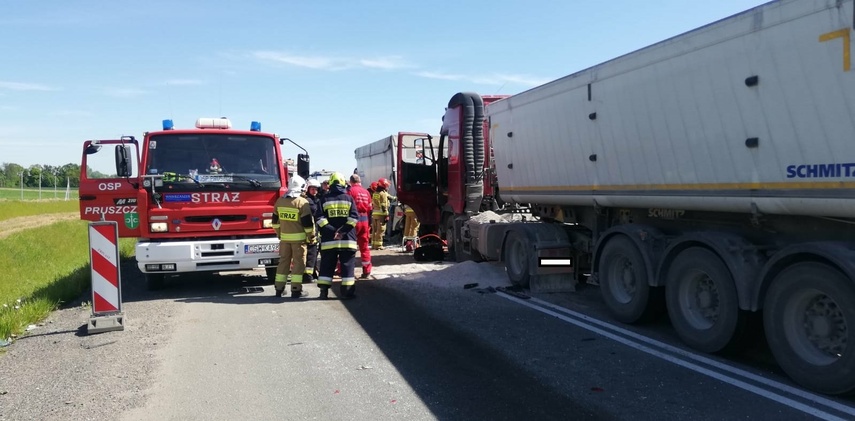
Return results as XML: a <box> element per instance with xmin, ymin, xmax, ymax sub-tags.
<box><xmin>78</xmin><ymin>117</ymin><xmax>309</xmax><ymax>290</ymax></box>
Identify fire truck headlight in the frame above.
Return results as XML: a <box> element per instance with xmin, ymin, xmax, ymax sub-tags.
<box><xmin>150</xmin><ymin>222</ymin><xmax>168</xmax><ymax>232</ymax></box>
<box><xmin>262</xmin><ymin>219</ymin><xmax>273</xmax><ymax>228</ymax></box>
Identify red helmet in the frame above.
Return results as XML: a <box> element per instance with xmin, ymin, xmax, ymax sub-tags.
<box><xmin>378</xmin><ymin>178</ymin><xmax>391</xmax><ymax>188</ymax></box>
<box><xmin>370</xmin><ymin>182</ymin><xmax>378</xmax><ymax>191</ymax></box>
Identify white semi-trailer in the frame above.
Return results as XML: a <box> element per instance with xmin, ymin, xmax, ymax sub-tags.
<box><xmin>403</xmin><ymin>0</ymin><xmax>855</xmax><ymax>394</ymax></box>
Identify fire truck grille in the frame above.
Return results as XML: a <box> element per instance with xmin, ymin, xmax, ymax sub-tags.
<box><xmin>184</xmin><ymin>215</ymin><xmax>247</xmax><ymax>223</ymax></box>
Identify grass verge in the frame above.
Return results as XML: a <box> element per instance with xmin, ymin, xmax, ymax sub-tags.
<box><xmin>0</xmin><ymin>219</ymin><xmax>135</xmax><ymax>341</ymax></box>
<box><xmin>0</xmin><ymin>199</ymin><xmax>78</xmax><ymax>221</ymax></box>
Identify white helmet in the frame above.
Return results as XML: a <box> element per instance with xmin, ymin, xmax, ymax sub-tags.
<box><xmin>286</xmin><ymin>175</ymin><xmax>306</xmax><ymax>197</ymax></box>
<box><xmin>307</xmin><ymin>178</ymin><xmax>321</xmax><ymax>188</ymax></box>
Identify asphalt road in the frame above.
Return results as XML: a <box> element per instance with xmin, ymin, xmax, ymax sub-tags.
<box><xmin>2</xmin><ymin>250</ymin><xmax>855</xmax><ymax>420</ymax></box>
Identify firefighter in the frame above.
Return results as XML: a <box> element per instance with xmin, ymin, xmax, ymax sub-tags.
<box><xmin>371</xmin><ymin>178</ymin><xmax>393</xmax><ymax>250</ymax></box>
<box><xmin>316</xmin><ymin>172</ymin><xmax>359</xmax><ymax>299</ymax></box>
<box><xmin>303</xmin><ymin>178</ymin><xmax>322</xmax><ymax>281</ymax></box>
<box><xmin>347</xmin><ymin>174</ymin><xmax>373</xmax><ymax>278</ymax></box>
<box><xmin>403</xmin><ymin>203</ymin><xmax>420</xmax><ymax>250</ymax></box>
<box><xmin>272</xmin><ymin>175</ymin><xmax>315</xmax><ymax>298</ymax></box>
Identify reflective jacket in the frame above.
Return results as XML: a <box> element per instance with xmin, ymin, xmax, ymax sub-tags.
<box><xmin>272</xmin><ymin>195</ymin><xmax>315</xmax><ymax>242</ymax></box>
<box><xmin>316</xmin><ymin>184</ymin><xmax>358</xmax><ymax>250</ymax></box>
<box><xmin>371</xmin><ymin>190</ymin><xmax>390</xmax><ymax>217</ymax></box>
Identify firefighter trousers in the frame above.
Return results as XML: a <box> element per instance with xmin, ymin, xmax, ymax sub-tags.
<box><xmin>371</xmin><ymin>215</ymin><xmax>387</xmax><ymax>249</ymax></box>
<box><xmin>404</xmin><ymin>213</ymin><xmax>419</xmax><ymax>238</ymax></box>
<box><xmin>304</xmin><ymin>241</ymin><xmax>319</xmax><ymax>281</ymax></box>
<box><xmin>317</xmin><ymin>249</ymin><xmax>356</xmax><ymax>296</ymax></box>
<box><xmin>276</xmin><ymin>241</ymin><xmax>307</xmax><ymax>292</ymax></box>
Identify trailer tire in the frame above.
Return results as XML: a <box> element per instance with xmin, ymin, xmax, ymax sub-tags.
<box><xmin>503</xmin><ymin>230</ymin><xmax>531</xmax><ymax>288</ymax></box>
<box><xmin>146</xmin><ymin>273</ymin><xmax>165</xmax><ymax>291</ymax></box>
<box><xmin>599</xmin><ymin>236</ymin><xmax>651</xmax><ymax>324</ymax></box>
<box><xmin>764</xmin><ymin>262</ymin><xmax>855</xmax><ymax>395</ymax></box>
<box><xmin>666</xmin><ymin>248</ymin><xmax>744</xmax><ymax>353</ymax></box>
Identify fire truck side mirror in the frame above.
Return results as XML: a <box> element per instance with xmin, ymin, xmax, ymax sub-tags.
<box><xmin>297</xmin><ymin>154</ymin><xmax>310</xmax><ymax>179</ymax></box>
<box><xmin>115</xmin><ymin>145</ymin><xmax>132</xmax><ymax>177</ymax></box>
<box><xmin>85</xmin><ymin>143</ymin><xmax>102</xmax><ymax>155</ymax></box>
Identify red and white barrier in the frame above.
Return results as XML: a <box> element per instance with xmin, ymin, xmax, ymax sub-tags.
<box><xmin>87</xmin><ymin>221</ymin><xmax>124</xmax><ymax>333</ymax></box>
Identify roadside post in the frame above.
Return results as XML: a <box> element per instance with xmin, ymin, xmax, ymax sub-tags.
<box><xmin>87</xmin><ymin>221</ymin><xmax>125</xmax><ymax>334</ymax></box>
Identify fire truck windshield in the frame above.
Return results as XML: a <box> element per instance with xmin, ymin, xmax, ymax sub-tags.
<box><xmin>145</xmin><ymin>133</ymin><xmax>281</xmax><ymax>188</ymax></box>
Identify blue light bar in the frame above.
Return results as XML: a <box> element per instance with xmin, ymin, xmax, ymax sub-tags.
<box><xmin>162</xmin><ymin>119</ymin><xmax>174</xmax><ymax>130</ymax></box>
<box><xmin>250</xmin><ymin>121</ymin><xmax>261</xmax><ymax>132</ymax></box>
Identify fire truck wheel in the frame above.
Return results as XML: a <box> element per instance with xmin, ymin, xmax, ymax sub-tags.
<box><xmin>764</xmin><ymin>262</ymin><xmax>855</xmax><ymax>395</ymax></box>
<box><xmin>145</xmin><ymin>273</ymin><xmax>165</xmax><ymax>291</ymax></box>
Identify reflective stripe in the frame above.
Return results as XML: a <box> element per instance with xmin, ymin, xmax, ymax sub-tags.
<box><xmin>280</xmin><ymin>232</ymin><xmax>307</xmax><ymax>241</ymax></box>
<box><xmin>317</xmin><ymin>276</ymin><xmax>333</xmax><ymax>286</ymax></box>
<box><xmin>361</xmin><ymin>260</ymin><xmax>371</xmax><ymax>267</ymax></box>
<box><xmin>275</xmin><ymin>274</ymin><xmax>287</xmax><ymax>282</ymax></box>
<box><xmin>272</xmin><ymin>223</ymin><xmax>280</xmax><ymax>228</ymax></box>
<box><xmin>341</xmin><ymin>277</ymin><xmax>356</xmax><ymax>286</ymax></box>
<box><xmin>317</xmin><ymin>218</ymin><xmax>329</xmax><ymax>227</ymax></box>
<box><xmin>291</xmin><ymin>274</ymin><xmax>303</xmax><ymax>284</ymax></box>
<box><xmin>323</xmin><ymin>201</ymin><xmax>351</xmax><ymax>218</ymax></box>
<box><xmin>372</xmin><ymin>210</ymin><xmax>388</xmax><ymax>216</ymax></box>
<box><xmin>346</xmin><ymin>217</ymin><xmax>357</xmax><ymax>226</ymax></box>
<box><xmin>277</xmin><ymin>206</ymin><xmax>300</xmax><ymax>222</ymax></box>
<box><xmin>320</xmin><ymin>240</ymin><xmax>357</xmax><ymax>250</ymax></box>
<box><xmin>357</xmin><ymin>215</ymin><xmax>369</xmax><ymax>222</ymax></box>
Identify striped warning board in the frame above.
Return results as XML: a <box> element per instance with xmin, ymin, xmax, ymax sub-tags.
<box><xmin>88</xmin><ymin>221</ymin><xmax>124</xmax><ymax>333</ymax></box>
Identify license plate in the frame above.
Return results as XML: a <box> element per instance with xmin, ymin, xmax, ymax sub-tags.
<box><xmin>245</xmin><ymin>244</ymin><xmax>279</xmax><ymax>254</ymax></box>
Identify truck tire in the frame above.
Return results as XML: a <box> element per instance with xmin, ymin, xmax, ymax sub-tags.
<box><xmin>598</xmin><ymin>236</ymin><xmax>651</xmax><ymax>324</ymax></box>
<box><xmin>503</xmin><ymin>230</ymin><xmax>531</xmax><ymax>288</ymax></box>
<box><xmin>146</xmin><ymin>273</ymin><xmax>165</xmax><ymax>291</ymax></box>
<box><xmin>666</xmin><ymin>248</ymin><xmax>744</xmax><ymax>353</ymax></box>
<box><xmin>764</xmin><ymin>262</ymin><xmax>855</xmax><ymax>395</ymax></box>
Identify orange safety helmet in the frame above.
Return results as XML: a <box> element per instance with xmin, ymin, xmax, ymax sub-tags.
<box><xmin>378</xmin><ymin>178</ymin><xmax>391</xmax><ymax>188</ymax></box>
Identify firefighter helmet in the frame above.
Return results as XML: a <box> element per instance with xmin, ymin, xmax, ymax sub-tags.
<box><xmin>370</xmin><ymin>182</ymin><xmax>378</xmax><ymax>191</ymax></box>
<box><xmin>307</xmin><ymin>178</ymin><xmax>321</xmax><ymax>188</ymax></box>
<box><xmin>328</xmin><ymin>172</ymin><xmax>346</xmax><ymax>186</ymax></box>
<box><xmin>378</xmin><ymin>178</ymin><xmax>391</xmax><ymax>188</ymax></box>
<box><xmin>287</xmin><ymin>175</ymin><xmax>306</xmax><ymax>197</ymax></box>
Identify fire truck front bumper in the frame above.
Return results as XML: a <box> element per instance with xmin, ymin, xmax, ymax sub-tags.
<box><xmin>136</xmin><ymin>238</ymin><xmax>280</xmax><ymax>274</ymax></box>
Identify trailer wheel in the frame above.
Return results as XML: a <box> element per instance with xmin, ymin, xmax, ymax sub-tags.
<box><xmin>764</xmin><ymin>262</ymin><xmax>855</xmax><ymax>395</ymax></box>
<box><xmin>598</xmin><ymin>236</ymin><xmax>651</xmax><ymax>323</ymax></box>
<box><xmin>666</xmin><ymin>248</ymin><xmax>744</xmax><ymax>353</ymax></box>
<box><xmin>146</xmin><ymin>273</ymin><xmax>165</xmax><ymax>291</ymax></box>
<box><xmin>503</xmin><ymin>230</ymin><xmax>531</xmax><ymax>288</ymax></box>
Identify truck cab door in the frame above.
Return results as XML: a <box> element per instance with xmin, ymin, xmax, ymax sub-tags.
<box><xmin>79</xmin><ymin>138</ymin><xmax>142</xmax><ymax>237</ymax></box>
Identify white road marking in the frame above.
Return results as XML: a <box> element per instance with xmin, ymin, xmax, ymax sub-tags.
<box><xmin>497</xmin><ymin>293</ymin><xmax>855</xmax><ymax>421</ymax></box>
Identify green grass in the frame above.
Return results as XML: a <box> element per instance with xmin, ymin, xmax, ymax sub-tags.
<box><xmin>0</xmin><ymin>187</ymin><xmax>79</xmax><ymax>201</ymax></box>
<box><xmin>0</xmin><ymin>218</ymin><xmax>135</xmax><ymax>341</ymax></box>
<box><xmin>0</xmin><ymin>200</ymin><xmax>79</xmax><ymax>221</ymax></box>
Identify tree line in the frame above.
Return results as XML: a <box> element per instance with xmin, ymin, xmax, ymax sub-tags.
<box><xmin>0</xmin><ymin>163</ymin><xmax>109</xmax><ymax>189</ymax></box>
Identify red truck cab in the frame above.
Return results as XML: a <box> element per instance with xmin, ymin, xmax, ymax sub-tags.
<box><xmin>79</xmin><ymin>118</ymin><xmax>303</xmax><ymax>289</ymax></box>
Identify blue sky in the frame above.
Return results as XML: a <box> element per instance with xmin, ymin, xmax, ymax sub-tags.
<box><xmin>1</xmin><ymin>0</ymin><xmax>770</xmax><ymax>175</ymax></box>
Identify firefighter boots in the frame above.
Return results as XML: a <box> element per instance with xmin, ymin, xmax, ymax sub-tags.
<box><xmin>319</xmin><ymin>287</ymin><xmax>329</xmax><ymax>300</ymax></box>
<box><xmin>340</xmin><ymin>284</ymin><xmax>356</xmax><ymax>299</ymax></box>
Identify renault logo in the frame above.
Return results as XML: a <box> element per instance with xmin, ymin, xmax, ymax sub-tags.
<box><xmin>212</xmin><ymin>218</ymin><xmax>222</xmax><ymax>231</ymax></box>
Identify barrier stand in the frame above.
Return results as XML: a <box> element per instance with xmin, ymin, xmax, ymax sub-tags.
<box><xmin>87</xmin><ymin>221</ymin><xmax>124</xmax><ymax>334</ymax></box>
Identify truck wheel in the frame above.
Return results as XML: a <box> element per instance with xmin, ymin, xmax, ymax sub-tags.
<box><xmin>266</xmin><ymin>267</ymin><xmax>277</xmax><ymax>284</ymax></box>
<box><xmin>598</xmin><ymin>236</ymin><xmax>651</xmax><ymax>323</ymax></box>
<box><xmin>764</xmin><ymin>262</ymin><xmax>855</xmax><ymax>395</ymax></box>
<box><xmin>666</xmin><ymin>248</ymin><xmax>744</xmax><ymax>353</ymax></box>
<box><xmin>146</xmin><ymin>273</ymin><xmax>165</xmax><ymax>291</ymax></box>
<box><xmin>503</xmin><ymin>230</ymin><xmax>531</xmax><ymax>288</ymax></box>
